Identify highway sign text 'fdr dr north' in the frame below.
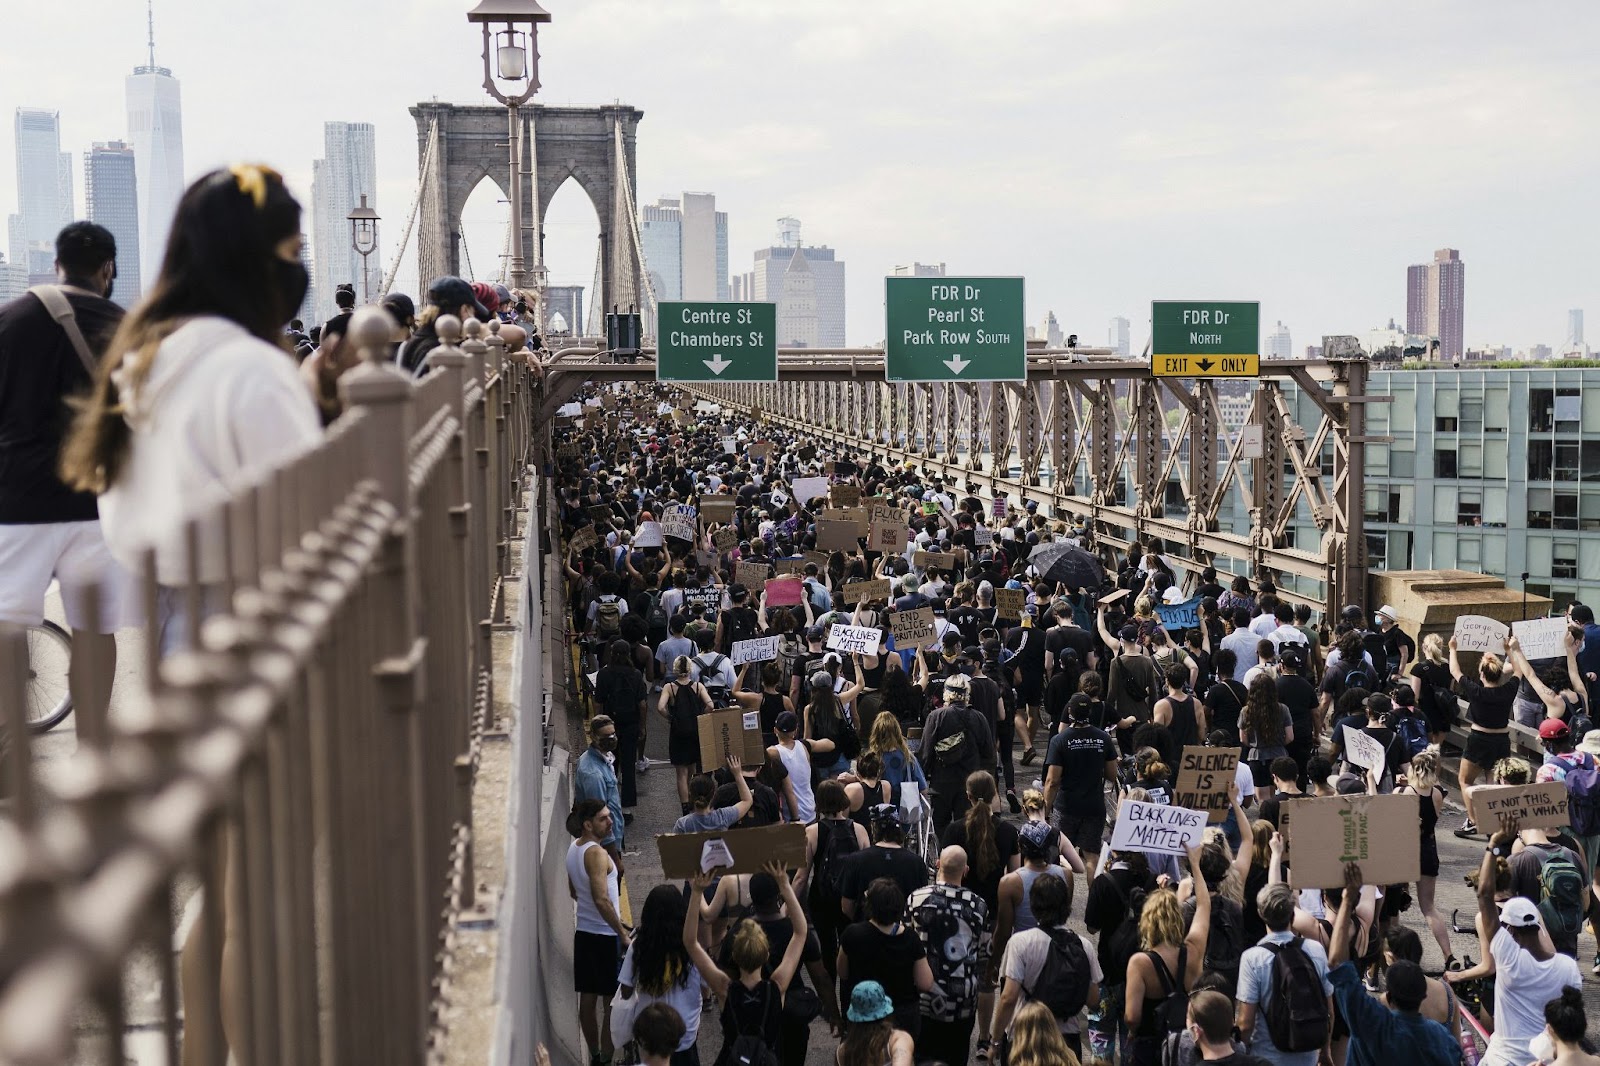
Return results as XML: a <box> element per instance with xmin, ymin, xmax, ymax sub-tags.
<box><xmin>1151</xmin><ymin>301</ymin><xmax>1260</xmax><ymax>378</ymax></box>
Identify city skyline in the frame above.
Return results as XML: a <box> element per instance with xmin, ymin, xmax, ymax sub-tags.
<box><xmin>2</xmin><ymin>1</ymin><xmax>1597</xmax><ymax>349</ymax></box>
<box><xmin>84</xmin><ymin>140</ymin><xmax>142</xmax><ymax>307</ymax></box>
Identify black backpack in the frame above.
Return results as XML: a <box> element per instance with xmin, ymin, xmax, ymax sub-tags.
<box><xmin>1200</xmin><ymin>897</ymin><xmax>1243</xmax><ymax>997</ymax></box>
<box><xmin>926</xmin><ymin>707</ymin><xmax>976</xmax><ymax>773</ymax></box>
<box><xmin>722</xmin><ymin>606</ymin><xmax>759</xmax><ymax>654</ymax></box>
<box><xmin>1025</xmin><ymin>927</ymin><xmax>1091</xmax><ymax>1021</ymax></box>
<box><xmin>715</xmin><ymin>982</ymin><xmax>779</xmax><ymax>1066</ymax></box>
<box><xmin>1145</xmin><ymin>946</ymin><xmax>1190</xmax><ymax>1035</ymax></box>
<box><xmin>1117</xmin><ymin>655</ymin><xmax>1151</xmax><ymax>703</ymax></box>
<box><xmin>1262</xmin><ymin>937</ymin><xmax>1331</xmax><ymax>1052</ymax></box>
<box><xmin>1100</xmin><ymin>878</ymin><xmax>1145</xmax><ymax>980</ymax></box>
<box><xmin>669</xmin><ymin>682</ymin><xmax>702</xmax><ymax>737</ymax></box>
<box><xmin>643</xmin><ymin>590</ymin><xmax>670</xmax><ymax>648</ymax></box>
<box><xmin>811</xmin><ymin>818</ymin><xmax>860</xmax><ymax>907</ymax></box>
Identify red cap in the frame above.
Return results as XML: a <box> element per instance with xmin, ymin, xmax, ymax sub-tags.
<box><xmin>470</xmin><ymin>281</ymin><xmax>500</xmax><ymax>314</ymax></box>
<box><xmin>1539</xmin><ymin>718</ymin><xmax>1571</xmax><ymax>740</ymax></box>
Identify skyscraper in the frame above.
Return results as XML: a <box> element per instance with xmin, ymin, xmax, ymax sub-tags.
<box><xmin>10</xmin><ymin>108</ymin><xmax>73</xmax><ymax>280</ymax></box>
<box><xmin>310</xmin><ymin>121</ymin><xmax>378</xmax><ymax>319</ymax></box>
<box><xmin>733</xmin><ymin>220</ymin><xmax>845</xmax><ymax>346</ymax></box>
<box><xmin>1266</xmin><ymin>320</ymin><xmax>1293</xmax><ymax>359</ymax></box>
<box><xmin>776</xmin><ymin>247</ymin><xmax>818</xmax><ymax>347</ymax></box>
<box><xmin>893</xmin><ymin>262</ymin><xmax>946</xmax><ymax>277</ymax></box>
<box><xmin>125</xmin><ymin>2</ymin><xmax>184</xmax><ymax>284</ymax></box>
<box><xmin>1404</xmin><ymin>248</ymin><xmax>1465</xmax><ymax>361</ymax></box>
<box><xmin>1040</xmin><ymin>311</ymin><xmax>1063</xmax><ymax>347</ymax></box>
<box><xmin>1109</xmin><ymin>316</ymin><xmax>1130</xmax><ymax>356</ymax></box>
<box><xmin>1564</xmin><ymin>309</ymin><xmax>1584</xmax><ymax>355</ymax></box>
<box><xmin>638</xmin><ymin>193</ymin><xmax>729</xmax><ymax>303</ymax></box>
<box><xmin>84</xmin><ymin>141</ymin><xmax>141</xmax><ymax>307</ymax></box>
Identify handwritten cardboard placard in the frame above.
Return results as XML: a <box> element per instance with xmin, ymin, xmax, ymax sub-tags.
<box><xmin>974</xmin><ymin>527</ymin><xmax>994</xmax><ymax>547</ymax></box>
<box><xmin>657</xmin><ymin>823</ymin><xmax>809</xmax><ymax>880</ymax></box>
<box><xmin>735</xmin><ymin>561</ymin><xmax>770</xmax><ymax>590</ymax></box>
<box><xmin>991</xmin><ymin>497</ymin><xmax>1007</xmax><ymax>521</ymax></box>
<box><xmin>995</xmin><ymin>588</ymin><xmax>1027</xmax><ymax>620</ymax></box>
<box><xmin>842</xmin><ymin>578</ymin><xmax>892</xmax><ymax>606</ymax></box>
<box><xmin>569</xmin><ymin>526</ymin><xmax>598</xmax><ymax>553</ymax></box>
<box><xmin>747</xmin><ymin>442</ymin><xmax>773</xmax><ymax>463</ymax></box>
<box><xmin>1278</xmin><ymin>793</ymin><xmax>1421</xmax><ymax>889</ymax></box>
<box><xmin>774</xmin><ymin>558</ymin><xmax>806</xmax><ymax>576</ymax></box>
<box><xmin>1171</xmin><ymin>746</ymin><xmax>1241</xmax><ymax>823</ymax></box>
<box><xmin>842</xmin><ymin>506</ymin><xmax>870</xmax><ymax>535</ymax></box>
<box><xmin>791</xmin><ymin>477</ymin><xmax>829</xmax><ymax>506</ymax></box>
<box><xmin>913</xmin><ymin>550</ymin><xmax>958</xmax><ymax>571</ymax></box>
<box><xmin>699</xmin><ymin>497</ymin><xmax>736</xmax><ymax>525</ymax></box>
<box><xmin>827</xmin><ymin>624</ymin><xmax>881</xmax><ymax>655</ymax></box>
<box><xmin>661</xmin><ymin>504</ymin><xmax>698</xmax><ymax>542</ymax></box>
<box><xmin>765</xmin><ymin>577</ymin><xmax>805</xmax><ymax>607</ymax></box>
<box><xmin>869</xmin><ymin>519</ymin><xmax>906</xmax><ymax>553</ymax></box>
<box><xmin>684</xmin><ymin>586</ymin><xmax>723</xmax><ymax>614</ymax></box>
<box><xmin>1453</xmin><ymin>615</ymin><xmax>1508</xmax><ymax>655</ymax></box>
<box><xmin>1098</xmin><ymin>588</ymin><xmax>1131</xmax><ymax>606</ymax></box>
<box><xmin>1466</xmin><ymin>782</ymin><xmax>1570</xmax><ymax>832</ymax></box>
<box><xmin>1341</xmin><ymin>725</ymin><xmax>1388</xmax><ymax>773</ymax></box>
<box><xmin>634</xmin><ymin>521</ymin><xmax>664</xmax><ymax>548</ymax></box>
<box><xmin>830</xmin><ymin>484</ymin><xmax>862</xmax><ymax>508</ymax></box>
<box><xmin>732</xmin><ymin>636</ymin><xmax>779</xmax><ymax>666</ymax></box>
<box><xmin>891</xmin><ymin>607</ymin><xmax>938</xmax><ymax>651</ymax></box>
<box><xmin>712</xmin><ymin>528</ymin><xmax>739</xmax><ymax>553</ymax></box>
<box><xmin>1108</xmin><ymin>800</ymin><xmax>1207</xmax><ymax>856</ymax></box>
<box><xmin>694</xmin><ymin>550</ymin><xmax>720</xmax><ymax>570</ymax></box>
<box><xmin>1156</xmin><ymin>596</ymin><xmax>1203</xmax><ymax>631</ymax></box>
<box><xmin>588</xmin><ymin>505</ymin><xmax>615</xmax><ymax>525</ymax></box>
<box><xmin>816</xmin><ymin>519</ymin><xmax>860</xmax><ymax>552</ymax></box>
<box><xmin>804</xmin><ymin>550</ymin><xmax>832</xmax><ymax>572</ymax></box>
<box><xmin>723</xmin><ymin>437</ymin><xmax>738</xmax><ymax>455</ymax></box>
<box><xmin>1512</xmin><ymin>617</ymin><xmax>1569</xmax><ymax>661</ymax></box>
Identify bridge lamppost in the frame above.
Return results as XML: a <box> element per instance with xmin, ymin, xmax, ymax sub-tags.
<box><xmin>467</xmin><ymin>0</ymin><xmax>549</xmax><ymax>300</ymax></box>
<box><xmin>347</xmin><ymin>193</ymin><xmax>380</xmax><ymax>304</ymax></box>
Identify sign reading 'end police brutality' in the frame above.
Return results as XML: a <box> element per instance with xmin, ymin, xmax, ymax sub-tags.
<box><xmin>656</xmin><ymin>302</ymin><xmax>777</xmax><ymax>382</ymax></box>
<box><xmin>1151</xmin><ymin>301</ymin><xmax>1260</xmax><ymax>378</ymax></box>
<box><xmin>885</xmin><ymin>277</ymin><xmax>1025</xmax><ymax>382</ymax></box>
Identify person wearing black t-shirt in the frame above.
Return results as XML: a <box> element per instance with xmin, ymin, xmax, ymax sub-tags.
<box><xmin>1450</xmin><ymin>636</ymin><xmax>1519</xmax><ymax>836</ymax></box>
<box><xmin>1275</xmin><ymin>647</ymin><xmax>1319</xmax><ymax>783</ymax></box>
<box><xmin>837</xmin><ymin>807</ymin><xmax>930</xmax><ymax>919</ymax></box>
<box><xmin>1044</xmin><ymin>697</ymin><xmax>1119</xmax><ymax>870</ymax></box>
<box><xmin>1203</xmin><ymin>650</ymin><xmax>1249</xmax><ymax>747</ymax></box>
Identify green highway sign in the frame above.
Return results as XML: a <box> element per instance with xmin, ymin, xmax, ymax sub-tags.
<box><xmin>885</xmin><ymin>276</ymin><xmax>1025</xmax><ymax>382</ymax></box>
<box><xmin>1150</xmin><ymin>301</ymin><xmax>1260</xmax><ymax>377</ymax></box>
<box><xmin>656</xmin><ymin>302</ymin><xmax>777</xmax><ymax>382</ymax></box>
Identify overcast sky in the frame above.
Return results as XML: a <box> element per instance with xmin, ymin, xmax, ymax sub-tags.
<box><xmin>4</xmin><ymin>0</ymin><xmax>1597</xmax><ymax>350</ymax></box>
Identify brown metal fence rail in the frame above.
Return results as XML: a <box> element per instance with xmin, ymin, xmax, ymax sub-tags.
<box><xmin>0</xmin><ymin>307</ymin><xmax>534</xmax><ymax>1066</ymax></box>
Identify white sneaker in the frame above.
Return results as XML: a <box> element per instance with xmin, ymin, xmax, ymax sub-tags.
<box><xmin>637</xmin><ymin>757</ymin><xmax>650</xmax><ymax>773</ymax></box>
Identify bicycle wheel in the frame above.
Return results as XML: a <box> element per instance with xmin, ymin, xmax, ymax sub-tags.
<box><xmin>25</xmin><ymin>620</ymin><xmax>74</xmax><ymax>734</ymax></box>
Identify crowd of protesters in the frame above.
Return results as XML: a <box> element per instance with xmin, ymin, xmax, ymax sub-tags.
<box><xmin>553</xmin><ymin>384</ymin><xmax>1600</xmax><ymax>1066</ymax></box>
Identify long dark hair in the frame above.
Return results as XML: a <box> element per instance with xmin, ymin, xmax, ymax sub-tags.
<box><xmin>1243</xmin><ymin>674</ymin><xmax>1285</xmax><ymax>746</ymax></box>
<box><xmin>963</xmin><ymin>771</ymin><xmax>1000</xmax><ymax>880</ymax></box>
<box><xmin>632</xmin><ymin>885</ymin><xmax>691</xmax><ymax>996</ymax></box>
<box><xmin>61</xmin><ymin>165</ymin><xmax>303</xmax><ymax>492</ymax></box>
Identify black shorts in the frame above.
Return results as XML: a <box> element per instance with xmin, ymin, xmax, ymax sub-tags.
<box><xmin>1463</xmin><ymin>729</ymin><xmax>1511</xmax><ymax>770</ymax></box>
<box><xmin>1016</xmin><ymin>676</ymin><xmax>1044</xmax><ymax>706</ymax></box>
<box><xmin>574</xmin><ymin>930</ymin><xmax>621</xmax><ymax>995</ymax></box>
<box><xmin>669</xmin><ymin>728</ymin><xmax>700</xmax><ymax>767</ymax></box>
<box><xmin>1057</xmin><ymin>809</ymin><xmax>1107</xmax><ymax>855</ymax></box>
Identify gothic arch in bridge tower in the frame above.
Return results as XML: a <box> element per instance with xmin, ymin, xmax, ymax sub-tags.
<box><xmin>410</xmin><ymin>101</ymin><xmax>643</xmax><ymax>322</ymax></box>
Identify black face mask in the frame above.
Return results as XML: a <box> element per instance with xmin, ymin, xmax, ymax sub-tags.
<box><xmin>274</xmin><ymin>259</ymin><xmax>310</xmax><ymax>324</ymax></box>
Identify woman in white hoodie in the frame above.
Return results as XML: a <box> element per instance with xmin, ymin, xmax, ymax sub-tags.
<box><xmin>60</xmin><ymin>164</ymin><xmax>321</xmax><ymax>1066</ymax></box>
<box><xmin>61</xmin><ymin>163</ymin><xmax>322</xmax><ymax>656</ymax></box>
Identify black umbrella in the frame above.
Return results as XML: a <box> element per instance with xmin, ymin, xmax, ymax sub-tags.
<box><xmin>1028</xmin><ymin>541</ymin><xmax>1106</xmax><ymax>592</ymax></box>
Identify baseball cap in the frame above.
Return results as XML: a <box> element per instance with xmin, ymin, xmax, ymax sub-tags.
<box><xmin>805</xmin><ymin>625</ymin><xmax>826</xmax><ymax>642</ymax></box>
<box><xmin>1018</xmin><ymin>820</ymin><xmax>1054</xmax><ymax>859</ymax></box>
<box><xmin>1067</xmin><ymin>693</ymin><xmax>1094</xmax><ymax>719</ymax></box>
<box><xmin>1118</xmin><ymin>624</ymin><xmax>1139</xmax><ymax>641</ymax></box>
<box><xmin>1539</xmin><ymin>718</ymin><xmax>1571</xmax><ymax>741</ymax></box>
<box><xmin>961</xmin><ymin>645</ymin><xmax>983</xmax><ymax>663</ymax></box>
<box><xmin>1499</xmin><ymin>897</ymin><xmax>1541</xmax><ymax>929</ymax></box>
<box><xmin>1340</xmin><ymin>604</ymin><xmax>1364</xmax><ymax>624</ymax></box>
<box><xmin>1281</xmin><ymin>645</ymin><xmax>1307</xmax><ymax>667</ymax></box>
<box><xmin>1377</xmin><ymin>604</ymin><xmax>1399</xmax><ymax>623</ymax></box>
<box><xmin>809</xmin><ymin>671</ymin><xmax>834</xmax><ymax>692</ymax></box>
<box><xmin>774</xmin><ymin>710</ymin><xmax>799</xmax><ymax>734</ymax></box>
<box><xmin>426</xmin><ymin>275</ymin><xmax>491</xmax><ymax>321</ymax></box>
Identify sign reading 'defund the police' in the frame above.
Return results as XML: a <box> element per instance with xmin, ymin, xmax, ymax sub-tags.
<box><xmin>656</xmin><ymin>302</ymin><xmax>777</xmax><ymax>382</ymax></box>
<box><xmin>885</xmin><ymin>277</ymin><xmax>1025</xmax><ymax>382</ymax></box>
<box><xmin>1151</xmin><ymin>301</ymin><xmax>1261</xmax><ymax>378</ymax></box>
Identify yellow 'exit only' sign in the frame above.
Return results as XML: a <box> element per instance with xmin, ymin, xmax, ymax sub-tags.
<box><xmin>1152</xmin><ymin>353</ymin><xmax>1260</xmax><ymax>378</ymax></box>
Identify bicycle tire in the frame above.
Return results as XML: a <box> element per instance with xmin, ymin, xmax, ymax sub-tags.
<box><xmin>25</xmin><ymin>620</ymin><xmax>75</xmax><ymax>734</ymax></box>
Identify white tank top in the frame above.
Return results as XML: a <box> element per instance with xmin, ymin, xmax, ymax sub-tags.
<box><xmin>776</xmin><ymin>740</ymin><xmax>814</xmax><ymax>822</ymax></box>
<box><xmin>567</xmin><ymin>839</ymin><xmax>620</xmax><ymax>936</ymax></box>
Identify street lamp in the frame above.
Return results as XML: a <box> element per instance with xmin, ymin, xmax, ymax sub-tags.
<box><xmin>468</xmin><ymin>0</ymin><xmax>550</xmax><ymax>295</ymax></box>
<box><xmin>347</xmin><ymin>193</ymin><xmax>380</xmax><ymax>304</ymax></box>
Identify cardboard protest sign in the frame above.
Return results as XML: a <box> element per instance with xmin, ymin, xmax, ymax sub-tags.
<box><xmin>913</xmin><ymin>550</ymin><xmax>958</xmax><ymax>571</ymax></box>
<box><xmin>1108</xmin><ymin>800</ymin><xmax>1207</xmax><ymax>856</ymax></box>
<box><xmin>747</xmin><ymin>442</ymin><xmax>773</xmax><ymax>463</ymax></box>
<box><xmin>633</xmin><ymin>521</ymin><xmax>665</xmax><ymax>548</ymax></box>
<box><xmin>830</xmin><ymin>483</ymin><xmax>862</xmax><ymax>507</ymax></box>
<box><xmin>569</xmin><ymin>526</ymin><xmax>598</xmax><ymax>553</ymax></box>
<box><xmin>684</xmin><ymin>586</ymin><xmax>723</xmax><ymax>613</ymax></box>
<box><xmin>1512</xmin><ymin>617</ymin><xmax>1569</xmax><ymax>661</ymax></box>
<box><xmin>588</xmin><ymin>505</ymin><xmax>615</xmax><ymax>525</ymax></box>
<box><xmin>816</xmin><ymin>519</ymin><xmax>859</xmax><ymax>551</ymax></box>
<box><xmin>661</xmin><ymin>504</ymin><xmax>698</xmax><ymax>542</ymax></box>
<box><xmin>803</xmin><ymin>550</ymin><xmax>832</xmax><ymax>572</ymax></box>
<box><xmin>773</xmin><ymin>558</ymin><xmax>805</xmax><ymax>576</ymax></box>
<box><xmin>832</xmin><ymin>460</ymin><xmax>859</xmax><ymax>479</ymax></box>
<box><xmin>556</xmin><ymin>442</ymin><xmax>581</xmax><ymax>459</ymax></box>
<box><xmin>1466</xmin><ymin>782</ymin><xmax>1570</xmax><ymax>832</ymax></box>
<box><xmin>842</xmin><ymin>506</ymin><xmax>870</xmax><ymax>535</ymax></box>
<box><xmin>1171</xmin><ymin>746</ymin><xmax>1241</xmax><ymax>823</ymax></box>
<box><xmin>995</xmin><ymin>588</ymin><xmax>1027</xmax><ymax>620</ymax></box>
<box><xmin>1278</xmin><ymin>793</ymin><xmax>1421</xmax><ymax>889</ymax></box>
<box><xmin>974</xmin><ymin>527</ymin><xmax>994</xmax><ymax>547</ymax></box>
<box><xmin>699</xmin><ymin>497</ymin><xmax>736</xmax><ymax>525</ymax></box>
<box><xmin>694</xmin><ymin>550</ymin><xmax>720</xmax><ymax>570</ymax></box>
<box><xmin>765</xmin><ymin>577</ymin><xmax>805</xmax><ymax>607</ymax></box>
<box><xmin>842</xmin><ymin>578</ymin><xmax>892</xmax><ymax>606</ymax></box>
<box><xmin>1098</xmin><ymin>589</ymin><xmax>1131</xmax><ymax>606</ymax></box>
<box><xmin>921</xmin><ymin>500</ymin><xmax>939</xmax><ymax>517</ymax></box>
<box><xmin>658</xmin><ymin>823</ymin><xmax>809</xmax><ymax>879</ymax></box>
<box><xmin>991</xmin><ymin>497</ymin><xmax>1007</xmax><ymax>521</ymax></box>
<box><xmin>791</xmin><ymin>476</ymin><xmax>829</xmax><ymax>506</ymax></box>
<box><xmin>1341</xmin><ymin>725</ymin><xmax>1387</xmax><ymax>772</ymax></box>
<box><xmin>1156</xmin><ymin>596</ymin><xmax>1203</xmax><ymax>631</ymax></box>
<box><xmin>1453</xmin><ymin>615</ymin><xmax>1508</xmax><ymax>655</ymax></box>
<box><xmin>732</xmin><ymin>637</ymin><xmax>779</xmax><ymax>666</ymax></box>
<box><xmin>798</xmin><ymin>445</ymin><xmax>817</xmax><ymax>463</ymax></box>
<box><xmin>723</xmin><ymin>437</ymin><xmax>738</xmax><ymax>455</ymax></box>
<box><xmin>697</xmin><ymin>708</ymin><xmax>768</xmax><ymax>767</ymax></box>
<box><xmin>735</xmin><ymin>561</ymin><xmax>770</xmax><ymax>590</ymax></box>
<box><xmin>868</xmin><ymin>518</ymin><xmax>906</xmax><ymax>553</ymax></box>
<box><xmin>827</xmin><ymin>624</ymin><xmax>881</xmax><ymax>655</ymax></box>
<box><xmin>769</xmin><ymin>489</ymin><xmax>789</xmax><ymax>508</ymax></box>
<box><xmin>711</xmin><ymin>528</ymin><xmax>738</xmax><ymax>553</ymax></box>
<box><xmin>891</xmin><ymin>607</ymin><xmax>938</xmax><ymax>651</ymax></box>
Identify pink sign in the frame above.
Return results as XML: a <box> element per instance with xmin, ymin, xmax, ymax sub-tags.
<box><xmin>764</xmin><ymin>577</ymin><xmax>805</xmax><ymax>607</ymax></box>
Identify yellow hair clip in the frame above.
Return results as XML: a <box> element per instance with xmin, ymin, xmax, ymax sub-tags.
<box><xmin>228</xmin><ymin>163</ymin><xmax>281</xmax><ymax>210</ymax></box>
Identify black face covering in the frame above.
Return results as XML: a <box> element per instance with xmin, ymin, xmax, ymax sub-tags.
<box><xmin>274</xmin><ymin>259</ymin><xmax>310</xmax><ymax>324</ymax></box>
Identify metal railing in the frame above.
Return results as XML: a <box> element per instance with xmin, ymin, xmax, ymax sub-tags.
<box><xmin>0</xmin><ymin>309</ymin><xmax>535</xmax><ymax>1065</ymax></box>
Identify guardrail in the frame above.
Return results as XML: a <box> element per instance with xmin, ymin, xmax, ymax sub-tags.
<box><xmin>0</xmin><ymin>309</ymin><xmax>534</xmax><ymax>1066</ymax></box>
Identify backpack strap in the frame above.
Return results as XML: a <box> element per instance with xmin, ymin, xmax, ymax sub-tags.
<box><xmin>29</xmin><ymin>285</ymin><xmax>100</xmax><ymax>376</ymax></box>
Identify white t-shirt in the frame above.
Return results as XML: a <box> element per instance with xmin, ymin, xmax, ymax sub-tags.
<box><xmin>1481</xmin><ymin>928</ymin><xmax>1582</xmax><ymax>1066</ymax></box>
<box><xmin>999</xmin><ymin>925</ymin><xmax>1103</xmax><ymax>1036</ymax></box>
<box><xmin>617</xmin><ymin>947</ymin><xmax>706</xmax><ymax>1052</ymax></box>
